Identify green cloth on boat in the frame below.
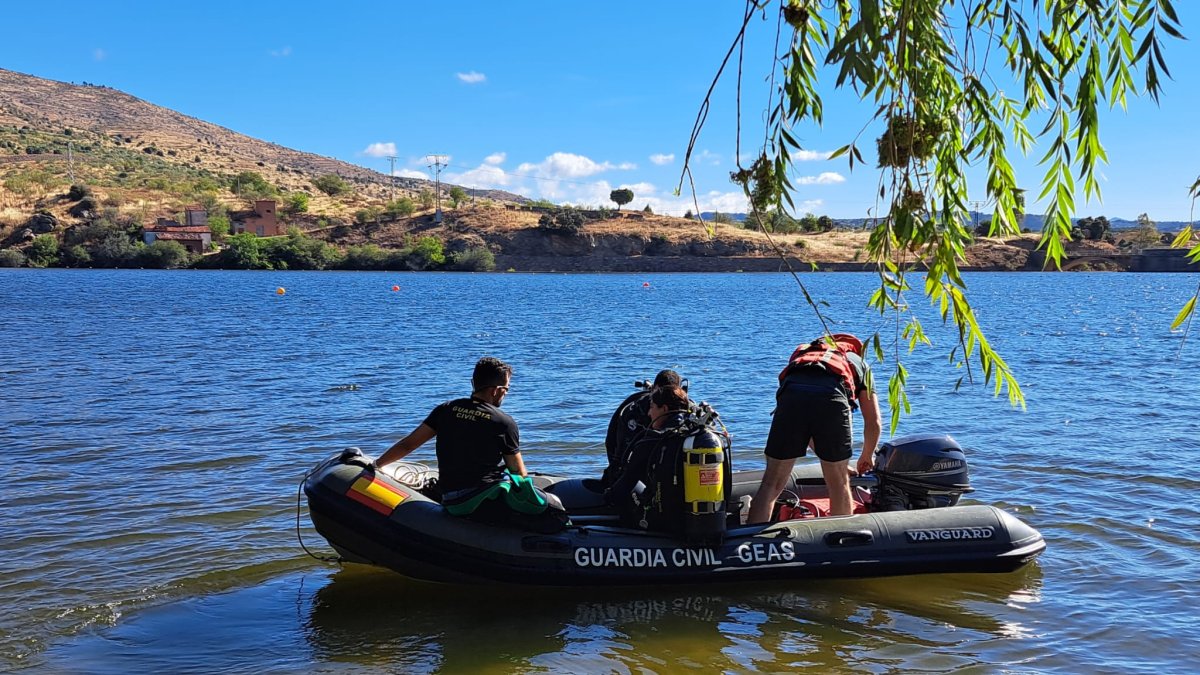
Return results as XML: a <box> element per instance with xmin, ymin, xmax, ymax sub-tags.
<box><xmin>443</xmin><ymin>472</ymin><xmax>548</xmax><ymax>516</ymax></box>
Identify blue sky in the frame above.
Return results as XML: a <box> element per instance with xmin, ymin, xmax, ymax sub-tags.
<box><xmin>2</xmin><ymin>1</ymin><xmax>1197</xmax><ymax>220</ymax></box>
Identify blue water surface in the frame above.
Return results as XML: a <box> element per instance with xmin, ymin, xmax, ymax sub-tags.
<box><xmin>1</xmin><ymin>269</ymin><xmax>1198</xmax><ymax>673</ymax></box>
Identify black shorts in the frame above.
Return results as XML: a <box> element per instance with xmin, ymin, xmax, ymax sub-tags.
<box><xmin>764</xmin><ymin>376</ymin><xmax>853</xmax><ymax>463</ymax></box>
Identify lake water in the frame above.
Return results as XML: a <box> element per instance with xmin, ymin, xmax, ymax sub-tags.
<box><xmin>2</xmin><ymin>269</ymin><xmax>1198</xmax><ymax>673</ymax></box>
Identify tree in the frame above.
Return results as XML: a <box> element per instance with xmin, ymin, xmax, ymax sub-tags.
<box><xmin>284</xmin><ymin>192</ymin><xmax>310</xmax><ymax>215</ymax></box>
<box><xmin>386</xmin><ymin>198</ymin><xmax>415</xmax><ymax>217</ymax></box>
<box><xmin>405</xmin><ymin>236</ymin><xmax>446</xmax><ymax>270</ymax></box>
<box><xmin>449</xmin><ymin>186</ymin><xmax>467</xmax><ymax>208</ymax></box>
<box><xmin>312</xmin><ymin>174</ymin><xmax>352</xmax><ymax>197</ymax></box>
<box><xmin>686</xmin><ymin>0</ymin><xmax>1183</xmax><ymax>428</ymax></box>
<box><xmin>1127</xmin><ymin>213</ymin><xmax>1161</xmax><ymax>252</ymax></box>
<box><xmin>27</xmin><ymin>234</ymin><xmax>60</xmax><ymax>267</ymax></box>
<box><xmin>609</xmin><ymin>188</ymin><xmax>634</xmax><ymax>211</ymax></box>
<box><xmin>207</xmin><ymin>214</ymin><xmax>231</xmax><ymax>241</ymax></box>
<box><xmin>642</xmin><ymin>204</ymin><xmax>654</xmax><ymax>214</ymax></box>
<box><xmin>139</xmin><ymin>240</ymin><xmax>191</xmax><ymax>269</ymax></box>
<box><xmin>537</xmin><ymin>207</ymin><xmax>586</xmax><ymax>234</ymax></box>
<box><xmin>417</xmin><ymin>189</ymin><xmax>435</xmax><ymax>209</ymax></box>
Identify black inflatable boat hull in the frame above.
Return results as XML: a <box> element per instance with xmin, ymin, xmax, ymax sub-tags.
<box><xmin>303</xmin><ymin>454</ymin><xmax>1044</xmax><ymax>586</ymax></box>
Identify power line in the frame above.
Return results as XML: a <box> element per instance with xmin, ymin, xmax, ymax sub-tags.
<box><xmin>427</xmin><ymin>154</ymin><xmax>448</xmax><ymax>222</ymax></box>
<box><xmin>386</xmin><ymin>156</ymin><xmax>397</xmax><ymax>202</ymax></box>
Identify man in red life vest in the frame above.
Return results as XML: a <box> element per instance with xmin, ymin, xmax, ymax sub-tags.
<box><xmin>747</xmin><ymin>333</ymin><xmax>883</xmax><ymax>521</ymax></box>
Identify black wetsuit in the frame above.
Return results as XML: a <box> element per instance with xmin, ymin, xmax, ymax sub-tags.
<box><xmin>764</xmin><ymin>353</ymin><xmax>871</xmax><ymax>463</ymax></box>
<box><xmin>601</xmin><ymin>390</ymin><xmax>653</xmax><ymax>487</ymax></box>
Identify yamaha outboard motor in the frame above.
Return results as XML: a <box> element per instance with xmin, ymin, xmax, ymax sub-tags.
<box><xmin>871</xmin><ymin>433</ymin><xmax>972</xmax><ymax>512</ymax></box>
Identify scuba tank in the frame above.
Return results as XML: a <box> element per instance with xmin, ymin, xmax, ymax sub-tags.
<box><xmin>681</xmin><ymin>426</ymin><xmax>727</xmax><ymax>546</ymax></box>
<box><xmin>640</xmin><ymin>402</ymin><xmax>730</xmax><ymax>545</ymax></box>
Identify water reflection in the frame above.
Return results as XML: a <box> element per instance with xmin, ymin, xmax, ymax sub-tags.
<box><xmin>306</xmin><ymin>565</ymin><xmax>1044</xmax><ymax>672</ymax></box>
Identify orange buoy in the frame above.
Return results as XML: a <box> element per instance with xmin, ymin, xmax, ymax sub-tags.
<box><xmin>276</xmin><ymin>287</ymin><xmax>286</xmax><ymax>295</ymax></box>
<box><xmin>391</xmin><ymin>285</ymin><xmax>400</xmax><ymax>292</ymax></box>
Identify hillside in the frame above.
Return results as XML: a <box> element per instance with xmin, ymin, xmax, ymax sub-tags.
<box><xmin>1</xmin><ymin>67</ymin><xmax>1184</xmax><ymax>273</ymax></box>
<box><xmin>0</xmin><ymin>67</ymin><xmax>523</xmax><ymax>220</ymax></box>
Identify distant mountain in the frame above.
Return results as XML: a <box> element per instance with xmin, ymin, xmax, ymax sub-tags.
<box><xmin>701</xmin><ymin>210</ymin><xmax>1192</xmax><ymax>232</ymax></box>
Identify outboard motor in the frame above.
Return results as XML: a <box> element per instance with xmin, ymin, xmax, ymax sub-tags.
<box><xmin>872</xmin><ymin>433</ymin><xmax>972</xmax><ymax>512</ymax></box>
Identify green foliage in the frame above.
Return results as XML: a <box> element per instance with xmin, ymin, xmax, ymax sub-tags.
<box><xmin>207</xmin><ymin>214</ymin><xmax>231</xmax><ymax>240</ymax></box>
<box><xmin>449</xmin><ymin>246</ymin><xmax>496</xmax><ymax>271</ymax></box>
<box><xmin>312</xmin><ymin>174</ymin><xmax>352</xmax><ymax>197</ymax></box>
<box><xmin>232</xmin><ymin>171</ymin><xmax>275</xmax><ymax>199</ymax></box>
<box><xmin>386</xmin><ymin>198</ymin><xmax>415</xmax><ymax>217</ymax></box>
<box><xmin>609</xmin><ymin>188</ymin><xmax>634</xmax><ymax>210</ymax></box>
<box><xmin>284</xmin><ymin>192</ymin><xmax>310</xmax><ymax>214</ymax></box>
<box><xmin>27</xmin><ymin>235</ymin><xmax>60</xmax><ymax>267</ymax></box>
<box><xmin>527</xmin><ymin>199</ymin><xmax>557</xmax><ymax>209</ymax></box>
<box><xmin>417</xmin><ymin>189</ymin><xmax>435</xmax><ymax>209</ymax></box>
<box><xmin>405</xmin><ymin>236</ymin><xmax>445</xmax><ymax>270</ymax></box>
<box><xmin>0</xmin><ymin>248</ymin><xmax>26</xmax><ymax>267</ymax></box>
<box><xmin>91</xmin><ymin>231</ymin><xmax>141</xmax><ymax>267</ymax></box>
<box><xmin>139</xmin><ymin>240</ymin><xmax>191</xmax><ymax>269</ymax></box>
<box><xmin>213</xmin><ymin>233</ymin><xmax>268</xmax><ymax>269</ymax></box>
<box><xmin>61</xmin><ymin>244</ymin><xmax>91</xmax><ymax>267</ymax></box>
<box><xmin>354</xmin><ymin>207</ymin><xmax>384</xmax><ymax>224</ymax></box>
<box><xmin>537</xmin><ymin>207</ymin><xmax>586</xmax><ymax>234</ymax></box>
<box><xmin>688</xmin><ymin>0</ymin><xmax>1185</xmax><ymax>425</ymax></box>
<box><xmin>449</xmin><ymin>186</ymin><xmax>467</xmax><ymax>208</ymax></box>
<box><xmin>262</xmin><ymin>230</ymin><xmax>343</xmax><ymax>270</ymax></box>
<box><xmin>1125</xmin><ymin>214</ymin><xmax>1161</xmax><ymax>251</ymax></box>
<box><xmin>642</xmin><ymin>204</ymin><xmax>653</xmax><ymax>214</ymax></box>
<box><xmin>339</xmin><ymin>244</ymin><xmax>392</xmax><ymax>270</ymax></box>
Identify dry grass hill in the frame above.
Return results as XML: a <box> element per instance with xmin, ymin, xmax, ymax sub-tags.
<box><xmin>0</xmin><ymin>66</ymin><xmax>1108</xmax><ymax>272</ymax></box>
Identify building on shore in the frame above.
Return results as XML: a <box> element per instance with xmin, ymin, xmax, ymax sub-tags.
<box><xmin>231</xmin><ymin>200</ymin><xmax>281</xmax><ymax>237</ymax></box>
<box><xmin>142</xmin><ymin>205</ymin><xmax>212</xmax><ymax>254</ymax></box>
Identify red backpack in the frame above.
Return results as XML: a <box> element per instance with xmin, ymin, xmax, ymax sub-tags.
<box><xmin>777</xmin><ymin>333</ymin><xmax>864</xmax><ymax>401</ymax></box>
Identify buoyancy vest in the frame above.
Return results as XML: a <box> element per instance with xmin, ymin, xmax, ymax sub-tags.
<box><xmin>778</xmin><ymin>334</ymin><xmax>864</xmax><ymax>401</ymax></box>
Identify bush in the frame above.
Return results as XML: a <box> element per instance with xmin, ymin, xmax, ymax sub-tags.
<box><xmin>312</xmin><ymin>174</ymin><xmax>352</xmax><ymax>197</ymax></box>
<box><xmin>262</xmin><ymin>230</ymin><xmax>342</xmax><ymax>270</ymax></box>
<box><xmin>0</xmin><ymin>248</ymin><xmax>26</xmax><ymax>267</ymax></box>
<box><xmin>405</xmin><ymin>236</ymin><xmax>445</xmax><ymax>270</ymax></box>
<box><xmin>537</xmin><ymin>207</ymin><xmax>585</xmax><ymax>234</ymax></box>
<box><xmin>67</xmin><ymin>184</ymin><xmax>93</xmax><ymax>201</ymax></box>
<box><xmin>386</xmin><ymin>198</ymin><xmax>415</xmax><ymax>217</ymax></box>
<box><xmin>285</xmin><ymin>192</ymin><xmax>310</xmax><ymax>214</ymax></box>
<box><xmin>449</xmin><ymin>246</ymin><xmax>496</xmax><ymax>271</ymax></box>
<box><xmin>27</xmin><ymin>234</ymin><xmax>60</xmax><ymax>267</ymax></box>
<box><xmin>91</xmin><ymin>232</ymin><xmax>141</xmax><ymax>267</ymax></box>
<box><xmin>340</xmin><ymin>244</ymin><xmax>391</xmax><ymax>270</ymax></box>
<box><xmin>61</xmin><ymin>244</ymin><xmax>91</xmax><ymax>267</ymax></box>
<box><xmin>139</xmin><ymin>240</ymin><xmax>191</xmax><ymax>269</ymax></box>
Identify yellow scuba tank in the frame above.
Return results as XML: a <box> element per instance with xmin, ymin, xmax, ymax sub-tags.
<box><xmin>681</xmin><ymin>427</ymin><xmax>727</xmax><ymax>545</ymax></box>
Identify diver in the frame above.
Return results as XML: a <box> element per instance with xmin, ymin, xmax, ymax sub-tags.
<box><xmin>601</xmin><ymin>369</ymin><xmax>688</xmax><ymax>487</ymax></box>
<box><xmin>604</xmin><ymin>385</ymin><xmax>731</xmax><ymax>543</ymax></box>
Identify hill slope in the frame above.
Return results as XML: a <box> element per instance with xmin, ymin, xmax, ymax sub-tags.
<box><xmin>0</xmin><ymin>67</ymin><xmax>524</xmax><ymax>208</ymax></box>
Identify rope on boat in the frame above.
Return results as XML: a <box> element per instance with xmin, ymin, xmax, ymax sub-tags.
<box><xmin>296</xmin><ymin>466</ymin><xmax>341</xmax><ymax>564</ymax></box>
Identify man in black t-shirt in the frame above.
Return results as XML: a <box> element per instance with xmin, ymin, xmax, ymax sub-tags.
<box><xmin>377</xmin><ymin>356</ymin><xmax>527</xmax><ymax>496</ymax></box>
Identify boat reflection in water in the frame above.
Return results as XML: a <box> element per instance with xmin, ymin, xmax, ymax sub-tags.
<box><xmin>304</xmin><ymin>564</ymin><xmax>1044</xmax><ymax>672</ymax></box>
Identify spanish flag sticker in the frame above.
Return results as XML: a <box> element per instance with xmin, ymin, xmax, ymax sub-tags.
<box><xmin>346</xmin><ymin>475</ymin><xmax>408</xmax><ymax>515</ymax></box>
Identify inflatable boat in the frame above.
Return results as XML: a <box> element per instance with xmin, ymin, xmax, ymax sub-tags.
<box><xmin>302</xmin><ymin>434</ymin><xmax>1045</xmax><ymax>585</ymax></box>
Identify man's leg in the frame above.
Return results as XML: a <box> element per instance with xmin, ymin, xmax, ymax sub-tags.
<box><xmin>748</xmin><ymin>457</ymin><xmax>797</xmax><ymax>524</ymax></box>
<box><xmin>820</xmin><ymin>458</ymin><xmax>853</xmax><ymax>516</ymax></box>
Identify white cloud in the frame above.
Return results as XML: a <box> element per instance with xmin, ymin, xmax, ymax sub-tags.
<box><xmin>447</xmin><ymin>163</ymin><xmax>512</xmax><ymax>189</ymax></box>
<box><xmin>649</xmin><ymin>153</ymin><xmax>675</xmax><ymax>166</ymax></box>
<box><xmin>516</xmin><ymin>152</ymin><xmax>635</xmax><ymax>180</ymax></box>
<box><xmin>484</xmin><ymin>152</ymin><xmax>506</xmax><ymax>165</ymax></box>
<box><xmin>394</xmin><ymin>169</ymin><xmax>429</xmax><ymax>180</ymax></box>
<box><xmin>93</xmin><ymin>48</ymin><xmax>106</xmax><ymax>61</ymax></box>
<box><xmin>270</xmin><ymin>46</ymin><xmax>292</xmax><ymax>58</ymax></box>
<box><xmin>362</xmin><ymin>142</ymin><xmax>397</xmax><ymax>158</ymax></box>
<box><xmin>697</xmin><ymin>150</ymin><xmax>722</xmax><ymax>166</ymax></box>
<box><xmin>795</xmin><ymin>172</ymin><xmax>846</xmax><ymax>185</ymax></box>
<box><xmin>794</xmin><ymin>149</ymin><xmax>834</xmax><ymax>161</ymax></box>
<box><xmin>456</xmin><ymin>71</ymin><xmax>487</xmax><ymax>84</ymax></box>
